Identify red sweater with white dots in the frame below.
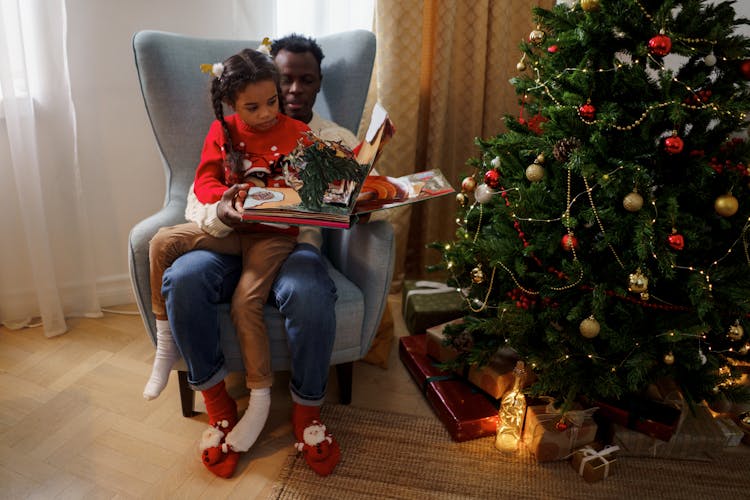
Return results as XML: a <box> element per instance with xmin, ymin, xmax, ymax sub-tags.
<box><xmin>193</xmin><ymin>113</ymin><xmax>309</xmax><ymax>235</ymax></box>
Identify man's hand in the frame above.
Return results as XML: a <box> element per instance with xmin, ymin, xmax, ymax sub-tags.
<box><xmin>217</xmin><ymin>183</ymin><xmax>249</xmax><ymax>227</ymax></box>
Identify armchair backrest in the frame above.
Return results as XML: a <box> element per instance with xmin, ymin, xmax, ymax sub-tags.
<box><xmin>132</xmin><ymin>30</ymin><xmax>376</xmax><ymax>210</ymax></box>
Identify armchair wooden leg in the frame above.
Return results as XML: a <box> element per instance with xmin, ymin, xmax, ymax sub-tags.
<box><xmin>178</xmin><ymin>370</ymin><xmax>196</xmax><ymax>417</ymax></box>
<box><xmin>336</xmin><ymin>362</ymin><xmax>353</xmax><ymax>404</ymax></box>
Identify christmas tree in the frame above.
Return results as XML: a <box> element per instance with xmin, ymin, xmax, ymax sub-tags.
<box><xmin>438</xmin><ymin>0</ymin><xmax>750</xmax><ymax>411</ymax></box>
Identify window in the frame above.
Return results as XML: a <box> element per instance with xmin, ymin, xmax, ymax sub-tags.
<box><xmin>274</xmin><ymin>0</ymin><xmax>375</xmax><ymax>37</ymax></box>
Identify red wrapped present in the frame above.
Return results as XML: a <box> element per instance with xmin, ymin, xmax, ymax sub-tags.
<box><xmin>399</xmin><ymin>335</ymin><xmax>499</xmax><ymax>442</ymax></box>
<box><xmin>594</xmin><ymin>396</ymin><xmax>683</xmax><ymax>442</ymax></box>
<box><xmin>522</xmin><ymin>404</ymin><xmax>598</xmax><ymax>462</ymax></box>
<box><xmin>425</xmin><ymin>320</ymin><xmax>535</xmax><ymax>400</ymax></box>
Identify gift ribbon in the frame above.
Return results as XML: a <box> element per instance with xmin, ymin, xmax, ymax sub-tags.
<box><xmin>405</xmin><ymin>280</ymin><xmax>456</xmax><ymax>299</ymax></box>
<box><xmin>578</xmin><ymin>445</ymin><xmax>619</xmax><ymax>478</ymax></box>
<box><xmin>535</xmin><ymin>400</ymin><xmax>598</xmax><ymax>452</ymax></box>
<box><xmin>421</xmin><ymin>374</ymin><xmax>457</xmax><ymax>394</ymax></box>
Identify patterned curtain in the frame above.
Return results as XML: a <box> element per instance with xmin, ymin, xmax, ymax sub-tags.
<box><xmin>367</xmin><ymin>0</ymin><xmax>554</xmax><ymax>288</ymax></box>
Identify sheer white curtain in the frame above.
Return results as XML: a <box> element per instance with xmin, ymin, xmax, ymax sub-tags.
<box><xmin>230</xmin><ymin>0</ymin><xmax>375</xmax><ymax>39</ymax></box>
<box><xmin>0</xmin><ymin>0</ymin><xmax>100</xmax><ymax>337</ymax></box>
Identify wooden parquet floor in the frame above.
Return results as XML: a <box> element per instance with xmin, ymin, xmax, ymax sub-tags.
<box><xmin>0</xmin><ymin>297</ymin><xmax>432</xmax><ymax>499</ymax></box>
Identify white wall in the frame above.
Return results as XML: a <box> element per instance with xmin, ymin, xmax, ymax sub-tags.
<box><xmin>63</xmin><ymin>0</ymin><xmax>274</xmax><ymax>305</ymax></box>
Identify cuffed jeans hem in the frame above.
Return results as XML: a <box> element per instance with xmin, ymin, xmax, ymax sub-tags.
<box><xmin>189</xmin><ymin>365</ymin><xmax>229</xmax><ymax>392</ymax></box>
<box><xmin>290</xmin><ymin>385</ymin><xmax>325</xmax><ymax>406</ymax></box>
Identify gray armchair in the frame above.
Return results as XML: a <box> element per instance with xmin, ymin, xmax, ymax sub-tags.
<box><xmin>128</xmin><ymin>30</ymin><xmax>394</xmax><ymax>416</ymax></box>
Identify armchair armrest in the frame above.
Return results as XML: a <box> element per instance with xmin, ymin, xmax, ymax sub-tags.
<box><xmin>323</xmin><ymin>220</ymin><xmax>395</xmax><ymax>357</ymax></box>
<box><xmin>127</xmin><ymin>203</ymin><xmax>186</xmax><ymax>344</ymax></box>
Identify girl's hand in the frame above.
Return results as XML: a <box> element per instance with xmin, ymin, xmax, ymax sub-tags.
<box><xmin>217</xmin><ymin>184</ymin><xmax>249</xmax><ymax>226</ymax></box>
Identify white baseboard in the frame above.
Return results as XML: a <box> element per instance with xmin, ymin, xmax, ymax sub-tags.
<box><xmin>96</xmin><ymin>274</ymin><xmax>136</xmax><ymax>307</ymax></box>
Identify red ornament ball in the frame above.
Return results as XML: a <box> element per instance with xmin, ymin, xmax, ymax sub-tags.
<box><xmin>664</xmin><ymin>135</ymin><xmax>684</xmax><ymax>154</ymax></box>
<box><xmin>554</xmin><ymin>420</ymin><xmax>569</xmax><ymax>432</ymax></box>
<box><xmin>740</xmin><ymin>60</ymin><xmax>750</xmax><ymax>80</ymax></box>
<box><xmin>484</xmin><ymin>169</ymin><xmax>501</xmax><ymax>189</ymax></box>
<box><xmin>547</xmin><ymin>45</ymin><xmax>559</xmax><ymax>53</ymax></box>
<box><xmin>561</xmin><ymin>234</ymin><xmax>578</xmax><ymax>251</ymax></box>
<box><xmin>667</xmin><ymin>233</ymin><xmax>684</xmax><ymax>251</ymax></box>
<box><xmin>579</xmin><ymin>102</ymin><xmax>596</xmax><ymax>121</ymax></box>
<box><xmin>648</xmin><ymin>34</ymin><xmax>672</xmax><ymax>57</ymax></box>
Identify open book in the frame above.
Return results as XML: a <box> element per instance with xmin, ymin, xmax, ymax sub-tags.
<box><xmin>241</xmin><ymin>104</ymin><xmax>455</xmax><ymax>228</ymax></box>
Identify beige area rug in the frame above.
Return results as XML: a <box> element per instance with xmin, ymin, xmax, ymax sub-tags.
<box><xmin>268</xmin><ymin>404</ymin><xmax>750</xmax><ymax>500</ymax></box>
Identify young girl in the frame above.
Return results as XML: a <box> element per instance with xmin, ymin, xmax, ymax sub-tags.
<box><xmin>142</xmin><ymin>48</ymin><xmax>309</xmax><ymax>477</ymax></box>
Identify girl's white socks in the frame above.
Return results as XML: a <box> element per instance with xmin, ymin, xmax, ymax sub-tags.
<box><xmin>143</xmin><ymin>319</ymin><xmax>181</xmax><ymax>400</ymax></box>
<box><xmin>225</xmin><ymin>387</ymin><xmax>271</xmax><ymax>452</ymax></box>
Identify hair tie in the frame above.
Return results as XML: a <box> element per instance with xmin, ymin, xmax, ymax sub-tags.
<box><xmin>258</xmin><ymin>37</ymin><xmax>272</xmax><ymax>55</ymax></box>
<box><xmin>200</xmin><ymin>62</ymin><xmax>225</xmax><ymax>78</ymax></box>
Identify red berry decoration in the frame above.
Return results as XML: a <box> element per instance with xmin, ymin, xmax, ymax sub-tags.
<box><xmin>561</xmin><ymin>234</ymin><xmax>578</xmax><ymax>251</ymax></box>
<box><xmin>667</xmin><ymin>232</ymin><xmax>684</xmax><ymax>251</ymax></box>
<box><xmin>484</xmin><ymin>169</ymin><xmax>501</xmax><ymax>189</ymax></box>
<box><xmin>664</xmin><ymin>134</ymin><xmax>684</xmax><ymax>154</ymax></box>
<box><xmin>648</xmin><ymin>33</ymin><xmax>672</xmax><ymax>57</ymax></box>
<box><xmin>555</xmin><ymin>420</ymin><xmax>569</xmax><ymax>432</ymax></box>
<box><xmin>579</xmin><ymin>102</ymin><xmax>596</xmax><ymax>121</ymax></box>
<box><xmin>740</xmin><ymin>60</ymin><xmax>750</xmax><ymax>80</ymax></box>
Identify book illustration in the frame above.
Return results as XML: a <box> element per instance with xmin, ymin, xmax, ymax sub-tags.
<box><xmin>354</xmin><ymin>170</ymin><xmax>455</xmax><ymax>214</ymax></box>
<box><xmin>244</xmin><ymin>186</ymin><xmax>288</xmax><ymax>208</ymax></box>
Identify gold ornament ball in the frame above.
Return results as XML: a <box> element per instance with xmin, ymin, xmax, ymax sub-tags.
<box><xmin>529</xmin><ymin>27</ymin><xmax>546</xmax><ymax>45</ymax></box>
<box><xmin>456</xmin><ymin>192</ymin><xmax>467</xmax><ymax>206</ymax></box>
<box><xmin>471</xmin><ymin>266</ymin><xmax>484</xmax><ymax>284</ymax></box>
<box><xmin>623</xmin><ymin>191</ymin><xmax>644</xmax><ymax>212</ymax></box>
<box><xmin>517</xmin><ymin>60</ymin><xmax>527</xmax><ymax>71</ymax></box>
<box><xmin>728</xmin><ymin>323</ymin><xmax>745</xmax><ymax>341</ymax></box>
<box><xmin>579</xmin><ymin>316</ymin><xmax>601</xmax><ymax>339</ymax></box>
<box><xmin>714</xmin><ymin>193</ymin><xmax>739</xmax><ymax>217</ymax></box>
<box><xmin>580</xmin><ymin>0</ymin><xmax>601</xmax><ymax>12</ymax></box>
<box><xmin>461</xmin><ymin>176</ymin><xmax>477</xmax><ymax>193</ymax></box>
<box><xmin>663</xmin><ymin>352</ymin><xmax>675</xmax><ymax>365</ymax></box>
<box><xmin>628</xmin><ymin>268</ymin><xmax>649</xmax><ymax>293</ymax></box>
<box><xmin>525</xmin><ymin>163</ymin><xmax>545</xmax><ymax>182</ymax></box>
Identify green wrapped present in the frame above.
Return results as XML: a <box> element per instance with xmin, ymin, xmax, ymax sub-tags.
<box><xmin>402</xmin><ymin>280</ymin><xmax>464</xmax><ymax>335</ymax></box>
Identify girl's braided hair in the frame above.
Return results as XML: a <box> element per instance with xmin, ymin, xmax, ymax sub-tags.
<box><xmin>209</xmin><ymin>48</ymin><xmax>281</xmax><ymax>179</ymax></box>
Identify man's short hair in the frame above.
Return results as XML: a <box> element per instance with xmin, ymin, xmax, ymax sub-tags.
<box><xmin>271</xmin><ymin>33</ymin><xmax>325</xmax><ymax>75</ymax></box>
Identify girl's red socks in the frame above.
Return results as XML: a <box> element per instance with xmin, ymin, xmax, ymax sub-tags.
<box><xmin>199</xmin><ymin>380</ymin><xmax>239</xmax><ymax>478</ymax></box>
<box><xmin>292</xmin><ymin>402</ymin><xmax>340</xmax><ymax>476</ymax></box>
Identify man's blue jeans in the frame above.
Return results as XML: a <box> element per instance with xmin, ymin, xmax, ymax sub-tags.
<box><xmin>162</xmin><ymin>243</ymin><xmax>337</xmax><ymax>405</ymax></box>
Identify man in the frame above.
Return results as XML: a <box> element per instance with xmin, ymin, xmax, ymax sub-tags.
<box><xmin>162</xmin><ymin>34</ymin><xmax>358</xmax><ymax>478</ymax></box>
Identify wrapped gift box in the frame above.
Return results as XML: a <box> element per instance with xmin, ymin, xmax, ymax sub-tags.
<box><xmin>399</xmin><ymin>333</ymin><xmax>454</xmax><ymax>392</ymax></box>
<box><xmin>714</xmin><ymin>417</ymin><xmax>744</xmax><ymax>447</ymax></box>
<box><xmin>570</xmin><ymin>445</ymin><xmax>619</xmax><ymax>483</ymax></box>
<box><xmin>613</xmin><ymin>404</ymin><xmax>726</xmax><ymax>461</ymax></box>
<box><xmin>402</xmin><ymin>280</ymin><xmax>464</xmax><ymax>335</ymax></box>
<box><xmin>426</xmin><ymin>320</ymin><xmax>535</xmax><ymax>400</ymax></box>
<box><xmin>425</xmin><ymin>319</ymin><xmax>462</xmax><ymax>363</ymax></box>
<box><xmin>522</xmin><ymin>404</ymin><xmax>598</xmax><ymax>462</ymax></box>
<box><xmin>594</xmin><ymin>396</ymin><xmax>683</xmax><ymax>442</ymax></box>
<box><xmin>399</xmin><ymin>334</ymin><xmax>499</xmax><ymax>442</ymax></box>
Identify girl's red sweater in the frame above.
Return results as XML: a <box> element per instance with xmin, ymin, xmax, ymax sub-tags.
<box><xmin>193</xmin><ymin>113</ymin><xmax>309</xmax><ymax>235</ymax></box>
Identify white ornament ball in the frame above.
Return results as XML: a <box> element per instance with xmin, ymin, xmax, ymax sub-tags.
<box><xmin>704</xmin><ymin>53</ymin><xmax>717</xmax><ymax>67</ymax></box>
<box><xmin>475</xmin><ymin>183</ymin><xmax>495</xmax><ymax>204</ymax></box>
